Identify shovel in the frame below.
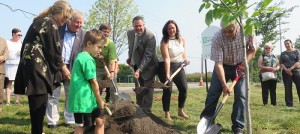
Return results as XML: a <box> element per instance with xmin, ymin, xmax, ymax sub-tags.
<box><xmin>164</xmin><ymin>63</ymin><xmax>186</xmax><ymax>85</ymax></box>
<box><xmin>99</xmin><ymin>58</ymin><xmax>131</xmax><ymax>102</ymax></box>
<box><xmin>197</xmin><ymin>65</ymin><xmax>245</xmax><ymax>134</ymax></box>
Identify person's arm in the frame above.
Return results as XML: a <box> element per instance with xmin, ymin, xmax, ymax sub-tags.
<box><xmin>181</xmin><ymin>37</ymin><xmax>190</xmax><ymax>65</ymax></box>
<box><xmin>161</xmin><ymin>41</ymin><xmax>171</xmax><ymax>81</ymax></box>
<box><xmin>90</xmin><ymin>78</ymin><xmax>104</xmax><ymax>109</ymax></box>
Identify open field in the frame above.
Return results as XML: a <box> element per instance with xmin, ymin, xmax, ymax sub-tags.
<box><xmin>0</xmin><ymin>83</ymin><xmax>300</xmax><ymax>134</ymax></box>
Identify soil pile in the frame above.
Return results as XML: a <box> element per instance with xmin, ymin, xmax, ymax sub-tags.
<box><xmin>104</xmin><ymin>99</ymin><xmax>180</xmax><ymax>134</ymax></box>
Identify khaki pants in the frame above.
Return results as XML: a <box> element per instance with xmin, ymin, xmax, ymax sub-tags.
<box><xmin>0</xmin><ymin>73</ymin><xmax>5</xmax><ymax>106</ymax></box>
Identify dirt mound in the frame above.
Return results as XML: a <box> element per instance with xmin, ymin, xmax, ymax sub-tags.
<box><xmin>104</xmin><ymin>99</ymin><xmax>180</xmax><ymax>134</ymax></box>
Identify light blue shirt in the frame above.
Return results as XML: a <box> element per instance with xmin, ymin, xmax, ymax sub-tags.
<box><xmin>62</xmin><ymin>25</ymin><xmax>77</xmax><ymax>64</ymax></box>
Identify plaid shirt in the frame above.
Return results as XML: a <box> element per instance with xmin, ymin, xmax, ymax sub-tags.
<box><xmin>210</xmin><ymin>27</ymin><xmax>257</xmax><ymax>65</ymax></box>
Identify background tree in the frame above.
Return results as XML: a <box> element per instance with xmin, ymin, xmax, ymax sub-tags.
<box><xmin>255</xmin><ymin>1</ymin><xmax>297</xmax><ymax>46</ymax></box>
<box><xmin>295</xmin><ymin>35</ymin><xmax>300</xmax><ymax>50</ymax></box>
<box><xmin>84</xmin><ymin>0</ymin><xmax>138</xmax><ymax>56</ymax></box>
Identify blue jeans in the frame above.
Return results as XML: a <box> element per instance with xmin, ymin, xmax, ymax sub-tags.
<box><xmin>200</xmin><ymin>64</ymin><xmax>246</xmax><ymax>130</ymax></box>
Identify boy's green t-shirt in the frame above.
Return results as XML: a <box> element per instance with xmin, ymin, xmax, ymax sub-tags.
<box><xmin>68</xmin><ymin>51</ymin><xmax>98</xmax><ymax>113</ymax></box>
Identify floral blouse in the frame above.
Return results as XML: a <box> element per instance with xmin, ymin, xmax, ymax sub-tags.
<box><xmin>14</xmin><ymin>16</ymin><xmax>63</xmax><ymax>95</ymax></box>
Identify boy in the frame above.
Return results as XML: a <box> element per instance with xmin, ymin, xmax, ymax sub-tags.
<box><xmin>68</xmin><ymin>29</ymin><xmax>107</xmax><ymax>134</ymax></box>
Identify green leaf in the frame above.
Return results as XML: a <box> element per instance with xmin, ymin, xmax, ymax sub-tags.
<box><xmin>252</xmin><ymin>11</ymin><xmax>260</xmax><ymax>17</ymax></box>
<box><xmin>199</xmin><ymin>3</ymin><xmax>205</xmax><ymax>13</ymax></box>
<box><xmin>245</xmin><ymin>24</ymin><xmax>255</xmax><ymax>36</ymax></box>
<box><xmin>205</xmin><ymin>3</ymin><xmax>211</xmax><ymax>9</ymax></box>
<box><xmin>221</xmin><ymin>14</ymin><xmax>230</xmax><ymax>27</ymax></box>
<box><xmin>261</xmin><ymin>0</ymin><xmax>272</xmax><ymax>8</ymax></box>
<box><xmin>205</xmin><ymin>10</ymin><xmax>214</xmax><ymax>26</ymax></box>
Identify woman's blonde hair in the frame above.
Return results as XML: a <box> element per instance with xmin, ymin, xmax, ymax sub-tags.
<box><xmin>264</xmin><ymin>43</ymin><xmax>273</xmax><ymax>50</ymax></box>
<box><xmin>34</xmin><ymin>0</ymin><xmax>72</xmax><ymax>21</ymax></box>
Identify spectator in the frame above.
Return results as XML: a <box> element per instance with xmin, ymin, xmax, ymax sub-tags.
<box><xmin>46</xmin><ymin>9</ymin><xmax>85</xmax><ymax>129</ymax></box>
<box><xmin>258</xmin><ymin>43</ymin><xmax>280</xmax><ymax>106</ymax></box>
<box><xmin>13</xmin><ymin>1</ymin><xmax>72</xmax><ymax>133</ymax></box>
<box><xmin>5</xmin><ymin>28</ymin><xmax>22</xmax><ymax>105</ymax></box>
<box><xmin>279</xmin><ymin>39</ymin><xmax>300</xmax><ymax>107</ymax></box>
<box><xmin>0</xmin><ymin>37</ymin><xmax>8</xmax><ymax>112</ymax></box>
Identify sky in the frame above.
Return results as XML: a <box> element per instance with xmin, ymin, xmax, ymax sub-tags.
<box><xmin>0</xmin><ymin>0</ymin><xmax>299</xmax><ymax>73</ymax></box>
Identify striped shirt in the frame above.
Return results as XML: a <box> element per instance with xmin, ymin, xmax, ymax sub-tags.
<box><xmin>210</xmin><ymin>27</ymin><xmax>257</xmax><ymax>65</ymax></box>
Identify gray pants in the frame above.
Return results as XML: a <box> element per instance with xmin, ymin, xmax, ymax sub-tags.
<box><xmin>46</xmin><ymin>81</ymin><xmax>75</xmax><ymax>125</ymax></box>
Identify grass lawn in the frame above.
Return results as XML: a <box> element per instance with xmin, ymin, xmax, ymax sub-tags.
<box><xmin>1</xmin><ymin>83</ymin><xmax>300</xmax><ymax>134</ymax></box>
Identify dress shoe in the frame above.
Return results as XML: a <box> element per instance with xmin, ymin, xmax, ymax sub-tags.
<box><xmin>47</xmin><ymin>124</ymin><xmax>58</xmax><ymax>129</ymax></box>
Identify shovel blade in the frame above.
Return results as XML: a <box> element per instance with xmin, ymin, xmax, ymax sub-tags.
<box><xmin>197</xmin><ymin>117</ymin><xmax>210</xmax><ymax>134</ymax></box>
<box><xmin>205</xmin><ymin>124</ymin><xmax>222</xmax><ymax>134</ymax></box>
<box><xmin>114</xmin><ymin>92</ymin><xmax>131</xmax><ymax>101</ymax></box>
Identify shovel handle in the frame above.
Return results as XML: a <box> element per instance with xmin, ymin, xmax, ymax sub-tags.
<box><xmin>105</xmin><ymin>106</ymin><xmax>112</xmax><ymax>116</ymax></box>
<box><xmin>164</xmin><ymin>63</ymin><xmax>186</xmax><ymax>85</ymax></box>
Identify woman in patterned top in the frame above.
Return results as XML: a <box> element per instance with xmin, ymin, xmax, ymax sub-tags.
<box><xmin>258</xmin><ymin>43</ymin><xmax>280</xmax><ymax>106</ymax></box>
<box><xmin>280</xmin><ymin>39</ymin><xmax>300</xmax><ymax>107</ymax></box>
<box><xmin>14</xmin><ymin>1</ymin><xmax>72</xmax><ymax>133</ymax></box>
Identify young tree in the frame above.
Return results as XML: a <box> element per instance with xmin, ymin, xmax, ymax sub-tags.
<box><xmin>84</xmin><ymin>0</ymin><xmax>138</xmax><ymax>56</ymax></box>
<box><xmin>295</xmin><ymin>35</ymin><xmax>300</xmax><ymax>50</ymax></box>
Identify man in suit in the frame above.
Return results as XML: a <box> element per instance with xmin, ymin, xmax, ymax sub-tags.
<box><xmin>126</xmin><ymin>16</ymin><xmax>158</xmax><ymax>113</ymax></box>
<box><xmin>0</xmin><ymin>37</ymin><xmax>8</xmax><ymax>112</ymax></box>
<box><xmin>46</xmin><ymin>10</ymin><xmax>85</xmax><ymax>128</ymax></box>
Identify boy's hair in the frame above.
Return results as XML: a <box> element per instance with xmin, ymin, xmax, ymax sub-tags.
<box><xmin>99</xmin><ymin>23</ymin><xmax>111</xmax><ymax>31</ymax></box>
<box><xmin>82</xmin><ymin>29</ymin><xmax>106</xmax><ymax>47</ymax></box>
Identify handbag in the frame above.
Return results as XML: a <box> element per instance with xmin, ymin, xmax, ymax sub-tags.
<box><xmin>261</xmin><ymin>72</ymin><xmax>276</xmax><ymax>81</ymax></box>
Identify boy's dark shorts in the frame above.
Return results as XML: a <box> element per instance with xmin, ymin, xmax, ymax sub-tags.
<box><xmin>74</xmin><ymin>108</ymin><xmax>105</xmax><ymax>127</ymax></box>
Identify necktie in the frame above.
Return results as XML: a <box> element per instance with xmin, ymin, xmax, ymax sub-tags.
<box><xmin>131</xmin><ymin>34</ymin><xmax>139</xmax><ymax>65</ymax></box>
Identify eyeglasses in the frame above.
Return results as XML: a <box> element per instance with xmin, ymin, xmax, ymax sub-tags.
<box><xmin>17</xmin><ymin>34</ymin><xmax>22</xmax><ymax>37</ymax></box>
<box><xmin>264</xmin><ymin>47</ymin><xmax>270</xmax><ymax>50</ymax></box>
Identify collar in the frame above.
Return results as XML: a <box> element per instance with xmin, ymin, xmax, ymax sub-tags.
<box><xmin>65</xmin><ymin>25</ymin><xmax>77</xmax><ymax>35</ymax></box>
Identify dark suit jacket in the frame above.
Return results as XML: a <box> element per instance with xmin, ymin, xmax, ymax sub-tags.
<box><xmin>0</xmin><ymin>37</ymin><xmax>8</xmax><ymax>74</ymax></box>
<box><xmin>127</xmin><ymin>28</ymin><xmax>158</xmax><ymax>80</ymax></box>
<box><xmin>58</xmin><ymin>24</ymin><xmax>85</xmax><ymax>70</ymax></box>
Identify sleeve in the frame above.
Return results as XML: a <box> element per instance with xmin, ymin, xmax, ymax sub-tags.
<box><xmin>41</xmin><ymin>19</ymin><xmax>63</xmax><ymax>72</ymax></box>
<box><xmin>108</xmin><ymin>40</ymin><xmax>118</xmax><ymax>62</ymax></box>
<box><xmin>82</xmin><ymin>59</ymin><xmax>97</xmax><ymax>80</ymax></box>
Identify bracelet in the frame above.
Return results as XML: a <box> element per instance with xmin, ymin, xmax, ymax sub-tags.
<box><xmin>110</xmin><ymin>71</ymin><xmax>114</xmax><ymax>73</ymax></box>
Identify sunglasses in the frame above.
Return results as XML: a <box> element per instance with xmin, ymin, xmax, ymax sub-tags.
<box><xmin>17</xmin><ymin>34</ymin><xmax>22</xmax><ymax>37</ymax></box>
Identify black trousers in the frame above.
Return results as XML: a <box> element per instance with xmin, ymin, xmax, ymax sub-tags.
<box><xmin>261</xmin><ymin>79</ymin><xmax>277</xmax><ymax>106</ymax></box>
<box><xmin>157</xmin><ymin>62</ymin><xmax>188</xmax><ymax>112</ymax></box>
<box><xmin>28</xmin><ymin>94</ymin><xmax>48</xmax><ymax>134</ymax></box>
<box><xmin>282</xmin><ymin>70</ymin><xmax>300</xmax><ymax>107</ymax></box>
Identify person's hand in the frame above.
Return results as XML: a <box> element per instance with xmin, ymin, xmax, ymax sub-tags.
<box><xmin>0</xmin><ymin>56</ymin><xmax>4</xmax><ymax>63</ymax></box>
<box><xmin>99</xmin><ymin>101</ymin><xmax>105</xmax><ymax>110</ymax></box>
<box><xmin>134</xmin><ymin>71</ymin><xmax>140</xmax><ymax>78</ymax></box>
<box><xmin>126</xmin><ymin>58</ymin><xmax>131</xmax><ymax>65</ymax></box>
<box><xmin>166</xmin><ymin>73</ymin><xmax>171</xmax><ymax>82</ymax></box>
<box><xmin>183</xmin><ymin>59</ymin><xmax>190</xmax><ymax>65</ymax></box>
<box><xmin>285</xmin><ymin>68</ymin><xmax>293</xmax><ymax>76</ymax></box>
<box><xmin>222</xmin><ymin>84</ymin><xmax>232</xmax><ymax>96</ymax></box>
<box><xmin>62</xmin><ymin>65</ymin><xmax>71</xmax><ymax>80</ymax></box>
